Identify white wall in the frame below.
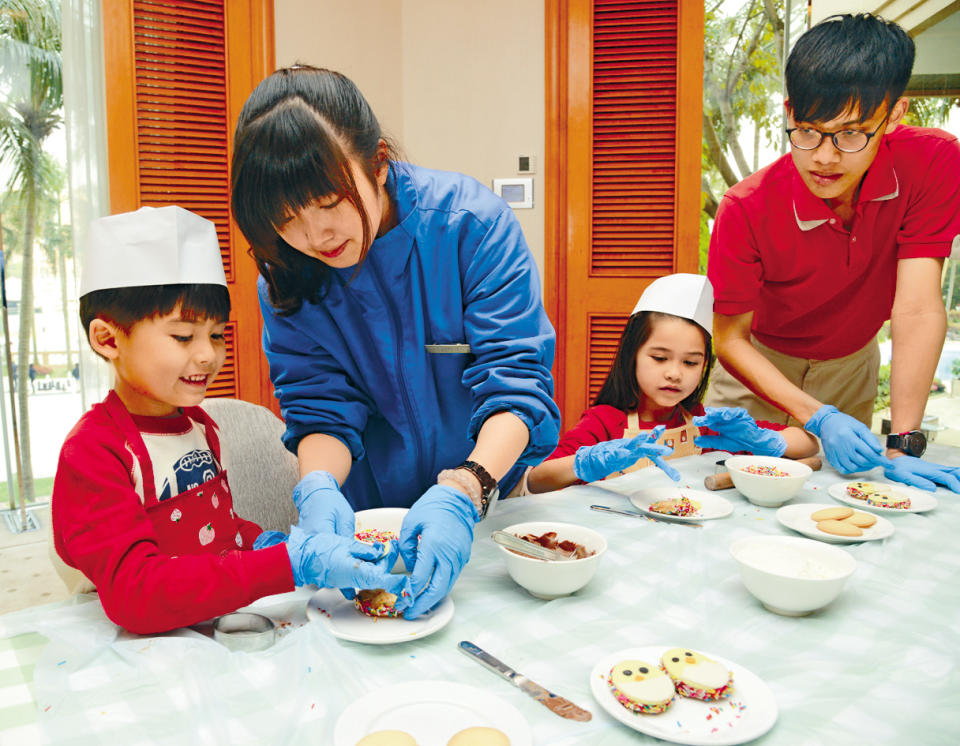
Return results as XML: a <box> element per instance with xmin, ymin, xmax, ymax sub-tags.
<box><xmin>272</xmin><ymin>0</ymin><xmax>546</xmax><ymax>272</ymax></box>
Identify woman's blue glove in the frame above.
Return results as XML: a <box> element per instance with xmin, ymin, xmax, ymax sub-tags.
<box><xmin>692</xmin><ymin>407</ymin><xmax>787</xmax><ymax>457</ymax></box>
<box><xmin>804</xmin><ymin>405</ymin><xmax>884</xmax><ymax>474</ymax></box>
<box><xmin>883</xmin><ymin>455</ymin><xmax>960</xmax><ymax>493</ymax></box>
<box><xmin>293</xmin><ymin>470</ymin><xmax>355</xmax><ymax>538</ymax></box>
<box><xmin>284</xmin><ymin>526</ymin><xmax>412</xmax><ymax>609</ymax></box>
<box><xmin>573</xmin><ymin>425</ymin><xmax>679</xmax><ymax>482</ymax></box>
<box><xmin>398</xmin><ymin>484</ymin><xmax>478</xmax><ymax>620</ymax></box>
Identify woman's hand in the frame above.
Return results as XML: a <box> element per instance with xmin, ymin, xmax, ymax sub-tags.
<box><xmin>398</xmin><ymin>485</ymin><xmax>478</xmax><ymax>619</ymax></box>
<box><xmin>293</xmin><ymin>470</ymin><xmax>355</xmax><ymax>538</ymax></box>
<box><xmin>572</xmin><ymin>425</ymin><xmax>679</xmax><ymax>482</ymax></box>
<box><xmin>693</xmin><ymin>407</ymin><xmax>787</xmax><ymax>457</ymax></box>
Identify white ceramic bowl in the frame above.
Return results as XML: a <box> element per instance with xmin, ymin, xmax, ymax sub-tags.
<box><xmin>354</xmin><ymin>507</ymin><xmax>408</xmax><ymax>572</ymax></box>
<box><xmin>729</xmin><ymin>535</ymin><xmax>856</xmax><ymax>616</ymax></box>
<box><xmin>724</xmin><ymin>455</ymin><xmax>813</xmax><ymax>507</ymax></box>
<box><xmin>497</xmin><ymin>521</ymin><xmax>606</xmax><ymax>600</ymax></box>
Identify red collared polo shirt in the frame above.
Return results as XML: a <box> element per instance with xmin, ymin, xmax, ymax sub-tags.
<box><xmin>707</xmin><ymin>125</ymin><xmax>960</xmax><ymax>360</ymax></box>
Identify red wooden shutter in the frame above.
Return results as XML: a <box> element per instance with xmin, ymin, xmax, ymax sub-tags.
<box><xmin>104</xmin><ymin>0</ymin><xmax>275</xmax><ymax>407</ymax></box>
<box><xmin>545</xmin><ymin>0</ymin><xmax>702</xmax><ymax>424</ymax></box>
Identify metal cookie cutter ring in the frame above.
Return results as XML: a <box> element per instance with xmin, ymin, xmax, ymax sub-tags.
<box><xmin>213</xmin><ymin>612</ymin><xmax>276</xmax><ymax>652</ymax></box>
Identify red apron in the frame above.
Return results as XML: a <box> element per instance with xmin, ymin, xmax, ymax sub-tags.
<box><xmin>103</xmin><ymin>392</ymin><xmax>246</xmax><ymax>555</ymax></box>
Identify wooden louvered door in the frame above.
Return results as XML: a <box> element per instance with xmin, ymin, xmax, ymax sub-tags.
<box><xmin>545</xmin><ymin>0</ymin><xmax>703</xmax><ymax>425</ymax></box>
<box><xmin>102</xmin><ymin>0</ymin><xmax>275</xmax><ymax>407</ymax></box>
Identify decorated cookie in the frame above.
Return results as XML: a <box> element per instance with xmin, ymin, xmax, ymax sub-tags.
<box><xmin>447</xmin><ymin>727</ymin><xmax>510</xmax><ymax>746</ymax></box>
<box><xmin>649</xmin><ymin>496</ymin><xmax>700</xmax><ymax>517</ymax></box>
<box><xmin>354</xmin><ymin>589</ymin><xmax>403</xmax><ymax>618</ymax></box>
<box><xmin>845</xmin><ymin>481</ymin><xmax>880</xmax><ymax>501</ymax></box>
<box><xmin>355</xmin><ymin>528</ymin><xmax>398</xmax><ymax>545</ymax></box>
<box><xmin>843</xmin><ymin>511</ymin><xmax>877</xmax><ymax>528</ymax></box>
<box><xmin>865</xmin><ymin>491</ymin><xmax>911</xmax><ymax>509</ymax></box>
<box><xmin>817</xmin><ymin>519</ymin><xmax>862</xmax><ymax>537</ymax></box>
<box><xmin>607</xmin><ymin>659</ymin><xmax>675</xmax><ymax>714</ymax></box>
<box><xmin>811</xmin><ymin>506</ymin><xmax>853</xmax><ymax>522</ymax></box>
<box><xmin>660</xmin><ymin>649</ymin><xmax>733</xmax><ymax>701</ymax></box>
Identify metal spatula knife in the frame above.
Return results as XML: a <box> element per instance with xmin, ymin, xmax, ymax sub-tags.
<box><xmin>458</xmin><ymin>640</ymin><xmax>592</xmax><ymax>721</ymax></box>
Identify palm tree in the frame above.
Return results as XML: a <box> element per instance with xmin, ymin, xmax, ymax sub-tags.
<box><xmin>0</xmin><ymin>0</ymin><xmax>63</xmax><ymax>503</ymax></box>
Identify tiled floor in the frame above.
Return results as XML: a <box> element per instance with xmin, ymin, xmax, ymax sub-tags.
<box><xmin>0</xmin><ymin>503</ymin><xmax>72</xmax><ymax>615</ymax></box>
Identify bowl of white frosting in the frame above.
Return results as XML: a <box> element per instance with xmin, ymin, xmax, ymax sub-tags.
<box><xmin>729</xmin><ymin>535</ymin><xmax>856</xmax><ymax>616</ymax></box>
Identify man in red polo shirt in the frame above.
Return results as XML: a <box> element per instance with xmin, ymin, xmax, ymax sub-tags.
<box><xmin>706</xmin><ymin>13</ymin><xmax>960</xmax><ymax>491</ymax></box>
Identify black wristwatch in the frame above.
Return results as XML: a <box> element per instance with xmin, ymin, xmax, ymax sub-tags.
<box><xmin>457</xmin><ymin>460</ymin><xmax>500</xmax><ymax>519</ymax></box>
<box><xmin>886</xmin><ymin>430</ymin><xmax>926</xmax><ymax>457</ymax></box>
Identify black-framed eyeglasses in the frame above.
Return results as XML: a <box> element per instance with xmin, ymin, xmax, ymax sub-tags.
<box><xmin>785</xmin><ymin>112</ymin><xmax>890</xmax><ymax>153</ymax></box>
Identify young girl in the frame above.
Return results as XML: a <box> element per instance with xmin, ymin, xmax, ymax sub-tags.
<box><xmin>527</xmin><ymin>274</ymin><xmax>818</xmax><ymax>493</ymax></box>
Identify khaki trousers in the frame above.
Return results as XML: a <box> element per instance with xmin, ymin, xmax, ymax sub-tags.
<box><xmin>705</xmin><ymin>337</ymin><xmax>881</xmax><ymax>428</ymax></box>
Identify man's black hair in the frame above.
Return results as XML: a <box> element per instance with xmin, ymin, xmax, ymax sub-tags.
<box><xmin>786</xmin><ymin>13</ymin><xmax>914</xmax><ymax>124</ymax></box>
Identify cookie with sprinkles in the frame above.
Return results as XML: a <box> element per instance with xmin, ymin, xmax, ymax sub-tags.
<box><xmin>661</xmin><ymin>648</ymin><xmax>733</xmax><ymax>701</ymax></box>
<box><xmin>649</xmin><ymin>495</ymin><xmax>700</xmax><ymax>517</ymax></box>
<box><xmin>354</xmin><ymin>588</ymin><xmax>404</xmax><ymax>618</ymax></box>
<box><xmin>354</xmin><ymin>528</ymin><xmax>398</xmax><ymax>545</ymax></box>
<box><xmin>607</xmin><ymin>659</ymin><xmax>675</xmax><ymax>714</ymax></box>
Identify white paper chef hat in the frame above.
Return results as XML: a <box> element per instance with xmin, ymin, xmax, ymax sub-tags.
<box><xmin>631</xmin><ymin>273</ymin><xmax>714</xmax><ymax>334</ymax></box>
<box><xmin>80</xmin><ymin>205</ymin><xmax>227</xmax><ymax>296</ymax></box>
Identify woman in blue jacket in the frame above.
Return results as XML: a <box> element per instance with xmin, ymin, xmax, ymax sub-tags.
<box><xmin>231</xmin><ymin>66</ymin><xmax>560</xmax><ymax>619</ymax></box>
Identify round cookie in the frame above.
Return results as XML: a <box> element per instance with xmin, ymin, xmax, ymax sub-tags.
<box><xmin>356</xmin><ymin>730</ymin><xmax>417</xmax><ymax>746</ymax></box>
<box><xmin>843</xmin><ymin>511</ymin><xmax>877</xmax><ymax>528</ymax></box>
<box><xmin>607</xmin><ymin>659</ymin><xmax>675</xmax><ymax>714</ymax></box>
<box><xmin>447</xmin><ymin>726</ymin><xmax>510</xmax><ymax>746</ymax></box>
<box><xmin>817</xmin><ymin>519</ymin><xmax>862</xmax><ymax>537</ymax></box>
<box><xmin>810</xmin><ymin>506</ymin><xmax>853</xmax><ymax>522</ymax></box>
<box><xmin>660</xmin><ymin>648</ymin><xmax>733</xmax><ymax>701</ymax></box>
<box><xmin>354</xmin><ymin>589</ymin><xmax>403</xmax><ymax>618</ymax></box>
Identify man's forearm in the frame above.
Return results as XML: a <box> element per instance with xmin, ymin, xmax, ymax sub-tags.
<box><xmin>889</xmin><ymin>309</ymin><xmax>946</xmax><ymax>436</ymax></box>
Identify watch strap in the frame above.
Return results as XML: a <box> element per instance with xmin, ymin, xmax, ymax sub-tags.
<box><xmin>457</xmin><ymin>460</ymin><xmax>500</xmax><ymax>519</ymax></box>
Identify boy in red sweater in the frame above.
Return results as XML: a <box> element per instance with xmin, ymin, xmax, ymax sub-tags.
<box><xmin>53</xmin><ymin>206</ymin><xmax>409</xmax><ymax>633</ymax></box>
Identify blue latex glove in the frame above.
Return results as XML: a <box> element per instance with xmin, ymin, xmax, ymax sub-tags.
<box><xmin>804</xmin><ymin>405</ymin><xmax>884</xmax><ymax>474</ymax></box>
<box><xmin>692</xmin><ymin>407</ymin><xmax>787</xmax><ymax>457</ymax></box>
<box><xmin>398</xmin><ymin>485</ymin><xmax>478</xmax><ymax>620</ymax></box>
<box><xmin>284</xmin><ymin>526</ymin><xmax>412</xmax><ymax>609</ymax></box>
<box><xmin>253</xmin><ymin>530</ymin><xmax>286</xmax><ymax>549</ymax></box>
<box><xmin>882</xmin><ymin>455</ymin><xmax>960</xmax><ymax>493</ymax></box>
<box><xmin>293</xmin><ymin>470</ymin><xmax>354</xmax><ymax>538</ymax></box>
<box><xmin>573</xmin><ymin>425</ymin><xmax>679</xmax><ymax>482</ymax></box>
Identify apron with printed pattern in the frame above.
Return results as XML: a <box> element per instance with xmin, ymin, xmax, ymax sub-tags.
<box><xmin>615</xmin><ymin>408</ymin><xmax>701</xmax><ymax>476</ymax></box>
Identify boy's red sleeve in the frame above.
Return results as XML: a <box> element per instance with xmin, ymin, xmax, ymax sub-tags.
<box><xmin>53</xmin><ymin>423</ymin><xmax>294</xmax><ymax>635</ymax></box>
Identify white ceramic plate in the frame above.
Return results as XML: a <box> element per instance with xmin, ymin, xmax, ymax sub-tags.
<box><xmin>629</xmin><ymin>487</ymin><xmax>733</xmax><ymax>522</ymax></box>
<box><xmin>333</xmin><ymin>680</ymin><xmax>531</xmax><ymax>746</ymax></box>
<box><xmin>589</xmin><ymin>646</ymin><xmax>777</xmax><ymax>746</ymax></box>
<box><xmin>305</xmin><ymin>588</ymin><xmax>453</xmax><ymax>645</ymax></box>
<box><xmin>776</xmin><ymin>503</ymin><xmax>895</xmax><ymax>544</ymax></box>
<box><xmin>827</xmin><ymin>480</ymin><xmax>937</xmax><ymax>514</ymax></box>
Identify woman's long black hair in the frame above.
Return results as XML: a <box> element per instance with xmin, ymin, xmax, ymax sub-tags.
<box><xmin>231</xmin><ymin>65</ymin><xmax>400</xmax><ymax>315</ymax></box>
<box><xmin>594</xmin><ymin>311</ymin><xmax>714</xmax><ymax>414</ymax></box>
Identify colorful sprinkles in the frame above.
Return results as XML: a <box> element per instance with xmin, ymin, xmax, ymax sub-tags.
<box><xmin>741</xmin><ymin>464</ymin><xmax>789</xmax><ymax>477</ymax></box>
<box><xmin>649</xmin><ymin>495</ymin><xmax>700</xmax><ymax>517</ymax></box>
<box><xmin>354</xmin><ymin>528</ymin><xmax>397</xmax><ymax>544</ymax></box>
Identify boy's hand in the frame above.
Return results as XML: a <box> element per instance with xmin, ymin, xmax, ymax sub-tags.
<box><xmin>882</xmin><ymin>455</ymin><xmax>960</xmax><ymax>493</ymax></box>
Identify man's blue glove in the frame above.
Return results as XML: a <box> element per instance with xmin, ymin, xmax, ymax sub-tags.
<box><xmin>573</xmin><ymin>425</ymin><xmax>680</xmax><ymax>482</ymax></box>
<box><xmin>882</xmin><ymin>455</ymin><xmax>960</xmax><ymax>493</ymax></box>
<box><xmin>398</xmin><ymin>485</ymin><xmax>478</xmax><ymax>620</ymax></box>
<box><xmin>284</xmin><ymin>526</ymin><xmax>412</xmax><ymax>610</ymax></box>
<box><xmin>293</xmin><ymin>470</ymin><xmax>354</xmax><ymax>538</ymax></box>
<box><xmin>804</xmin><ymin>405</ymin><xmax>884</xmax><ymax>474</ymax></box>
<box><xmin>692</xmin><ymin>407</ymin><xmax>787</xmax><ymax>457</ymax></box>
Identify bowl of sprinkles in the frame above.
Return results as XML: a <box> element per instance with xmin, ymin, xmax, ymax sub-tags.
<box><xmin>724</xmin><ymin>456</ymin><xmax>813</xmax><ymax>508</ymax></box>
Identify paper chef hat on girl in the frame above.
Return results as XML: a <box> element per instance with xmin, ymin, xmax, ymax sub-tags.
<box><xmin>631</xmin><ymin>273</ymin><xmax>714</xmax><ymax>334</ymax></box>
<box><xmin>80</xmin><ymin>205</ymin><xmax>227</xmax><ymax>296</ymax></box>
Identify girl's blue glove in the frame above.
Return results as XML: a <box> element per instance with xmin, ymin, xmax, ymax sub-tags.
<box><xmin>804</xmin><ymin>405</ymin><xmax>884</xmax><ymax>474</ymax></box>
<box><xmin>883</xmin><ymin>455</ymin><xmax>960</xmax><ymax>493</ymax></box>
<box><xmin>398</xmin><ymin>485</ymin><xmax>478</xmax><ymax>620</ymax></box>
<box><xmin>293</xmin><ymin>470</ymin><xmax>355</xmax><ymax>539</ymax></box>
<box><xmin>692</xmin><ymin>407</ymin><xmax>787</xmax><ymax>457</ymax></box>
<box><xmin>284</xmin><ymin>526</ymin><xmax>412</xmax><ymax>610</ymax></box>
<box><xmin>573</xmin><ymin>425</ymin><xmax>679</xmax><ymax>482</ymax></box>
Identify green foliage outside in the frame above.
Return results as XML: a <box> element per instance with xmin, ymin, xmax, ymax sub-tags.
<box><xmin>875</xmin><ymin>363</ymin><xmax>891</xmax><ymax>412</ymax></box>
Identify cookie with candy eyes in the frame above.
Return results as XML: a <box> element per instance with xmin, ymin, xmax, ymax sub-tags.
<box><xmin>607</xmin><ymin>659</ymin><xmax>675</xmax><ymax>714</ymax></box>
<box><xmin>660</xmin><ymin>648</ymin><xmax>733</xmax><ymax>701</ymax></box>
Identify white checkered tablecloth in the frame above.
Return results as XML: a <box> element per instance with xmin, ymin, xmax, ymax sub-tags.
<box><xmin>2</xmin><ymin>449</ymin><xmax>959</xmax><ymax>745</ymax></box>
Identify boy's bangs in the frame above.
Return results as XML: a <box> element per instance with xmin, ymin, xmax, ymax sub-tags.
<box><xmin>175</xmin><ymin>285</ymin><xmax>231</xmax><ymax>324</ymax></box>
<box><xmin>792</xmin><ymin>85</ymin><xmax>888</xmax><ymax>127</ymax></box>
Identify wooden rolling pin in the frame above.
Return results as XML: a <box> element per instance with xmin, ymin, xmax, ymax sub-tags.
<box><xmin>704</xmin><ymin>455</ymin><xmax>822</xmax><ymax>491</ymax></box>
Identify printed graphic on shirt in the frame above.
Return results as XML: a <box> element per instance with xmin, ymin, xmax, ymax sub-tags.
<box><xmin>140</xmin><ymin>422</ymin><xmax>221</xmax><ymax>501</ymax></box>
